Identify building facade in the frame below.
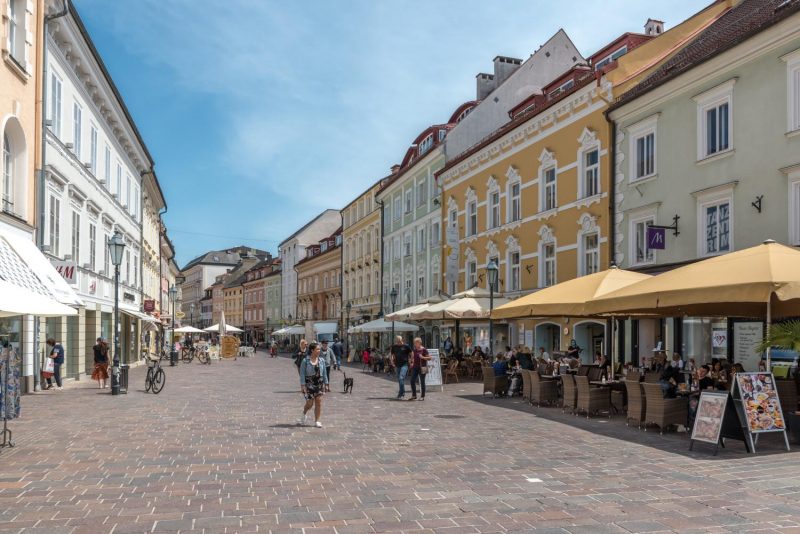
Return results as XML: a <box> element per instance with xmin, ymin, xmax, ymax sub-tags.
<box><xmin>264</xmin><ymin>264</ymin><xmax>281</xmax><ymax>335</ymax></box>
<box><xmin>279</xmin><ymin>209</ymin><xmax>340</xmax><ymax>323</ymax></box>
<box><xmin>222</xmin><ymin>256</ymin><xmax>261</xmax><ymax>329</ymax></box>
<box><xmin>243</xmin><ymin>258</ymin><xmax>276</xmax><ymax>343</ymax></box>
<box><xmin>295</xmin><ymin>228</ymin><xmax>342</xmax><ymax>339</ymax></box>
<box><xmin>608</xmin><ymin>0</ymin><xmax>800</xmax><ymax>365</ymax></box>
<box><xmin>141</xmin><ymin>171</ymin><xmax>165</xmax><ymax>319</ymax></box>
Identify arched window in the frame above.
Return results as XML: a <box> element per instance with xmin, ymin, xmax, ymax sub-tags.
<box><xmin>2</xmin><ymin>118</ymin><xmax>27</xmax><ymax>218</ymax></box>
<box><xmin>2</xmin><ymin>136</ymin><xmax>12</xmax><ymax>213</ymax></box>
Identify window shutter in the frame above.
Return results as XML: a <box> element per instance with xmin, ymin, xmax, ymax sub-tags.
<box><xmin>793</xmin><ymin>67</ymin><xmax>800</xmax><ymax>131</ymax></box>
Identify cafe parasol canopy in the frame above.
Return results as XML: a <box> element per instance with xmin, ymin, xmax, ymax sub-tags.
<box><xmin>204</xmin><ymin>323</ymin><xmax>243</xmax><ymax>333</ymax></box>
<box><xmin>491</xmin><ymin>267</ymin><xmax>652</xmax><ymax>319</ymax></box>
<box><xmin>384</xmin><ymin>296</ymin><xmax>443</xmax><ymax>322</ymax></box>
<box><xmin>412</xmin><ymin>287</ymin><xmax>509</xmax><ymax>320</ymax></box>
<box><xmin>348</xmin><ymin>318</ymin><xmax>418</xmax><ymax>334</ymax></box>
<box><xmin>174</xmin><ymin>326</ymin><xmax>206</xmax><ymax>333</ymax></box>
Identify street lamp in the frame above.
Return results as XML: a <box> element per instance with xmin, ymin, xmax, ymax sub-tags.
<box><xmin>169</xmin><ymin>284</ymin><xmax>178</xmax><ymax>366</ymax></box>
<box><xmin>345</xmin><ymin>301</ymin><xmax>352</xmax><ymax>361</ymax></box>
<box><xmin>389</xmin><ymin>287</ymin><xmax>398</xmax><ymax>346</ymax></box>
<box><xmin>487</xmin><ymin>260</ymin><xmax>499</xmax><ymax>359</ymax></box>
<box><xmin>190</xmin><ymin>303</ymin><xmax>195</xmax><ymax>327</ymax></box>
<box><xmin>107</xmin><ymin>232</ymin><xmax>126</xmax><ymax>395</ymax></box>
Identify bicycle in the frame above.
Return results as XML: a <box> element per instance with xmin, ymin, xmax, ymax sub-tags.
<box><xmin>196</xmin><ymin>346</ymin><xmax>211</xmax><ymax>365</ymax></box>
<box><xmin>181</xmin><ymin>346</ymin><xmax>196</xmax><ymax>363</ymax></box>
<box><xmin>145</xmin><ymin>354</ymin><xmax>166</xmax><ymax>394</ymax></box>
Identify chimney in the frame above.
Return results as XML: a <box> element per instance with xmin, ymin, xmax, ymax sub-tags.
<box><xmin>644</xmin><ymin>19</ymin><xmax>664</xmax><ymax>36</ymax></box>
<box><xmin>493</xmin><ymin>56</ymin><xmax>522</xmax><ymax>87</ymax></box>
<box><xmin>476</xmin><ymin>73</ymin><xmax>495</xmax><ymax>100</ymax></box>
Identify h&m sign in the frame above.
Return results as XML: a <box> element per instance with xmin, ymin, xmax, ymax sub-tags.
<box><xmin>51</xmin><ymin>260</ymin><xmax>77</xmax><ymax>284</ymax></box>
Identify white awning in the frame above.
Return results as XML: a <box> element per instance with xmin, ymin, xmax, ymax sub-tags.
<box><xmin>313</xmin><ymin>322</ymin><xmax>338</xmax><ymax>335</ymax></box>
<box><xmin>275</xmin><ymin>325</ymin><xmax>305</xmax><ymax>335</ymax></box>
<box><xmin>0</xmin><ymin>229</ymin><xmax>82</xmax><ymax>317</ymax></box>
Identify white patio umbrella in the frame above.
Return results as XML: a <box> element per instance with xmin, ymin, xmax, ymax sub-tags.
<box><xmin>275</xmin><ymin>324</ymin><xmax>305</xmax><ymax>335</ymax></box>
<box><xmin>204</xmin><ymin>323</ymin><xmax>244</xmax><ymax>333</ymax></box>
<box><xmin>412</xmin><ymin>287</ymin><xmax>510</xmax><ymax>320</ymax></box>
<box><xmin>174</xmin><ymin>326</ymin><xmax>206</xmax><ymax>333</ymax></box>
<box><xmin>348</xmin><ymin>318</ymin><xmax>418</xmax><ymax>333</ymax></box>
<box><xmin>385</xmin><ymin>296</ymin><xmax>443</xmax><ymax>321</ymax></box>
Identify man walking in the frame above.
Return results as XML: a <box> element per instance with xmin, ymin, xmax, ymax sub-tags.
<box><xmin>390</xmin><ymin>335</ymin><xmax>412</xmax><ymax>400</ymax></box>
<box><xmin>320</xmin><ymin>340</ymin><xmax>336</xmax><ymax>378</ymax></box>
<box><xmin>332</xmin><ymin>337</ymin><xmax>344</xmax><ymax>370</ymax></box>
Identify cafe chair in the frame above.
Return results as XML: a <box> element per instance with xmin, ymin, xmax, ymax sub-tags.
<box><xmin>561</xmin><ymin>373</ymin><xmax>578</xmax><ymax>415</ymax></box>
<box><xmin>521</xmin><ymin>369</ymin><xmax>532</xmax><ymax>402</ymax></box>
<box><xmin>444</xmin><ymin>361</ymin><xmax>460</xmax><ymax>384</ymax></box>
<box><xmin>641</xmin><ymin>382</ymin><xmax>688</xmax><ymax>434</ymax></box>
<box><xmin>587</xmin><ymin>367</ymin><xmax>603</xmax><ymax>382</ymax></box>
<box><xmin>644</xmin><ymin>371</ymin><xmax>661</xmax><ymax>383</ymax></box>
<box><xmin>481</xmin><ymin>365</ymin><xmax>508</xmax><ymax>398</ymax></box>
<box><xmin>575</xmin><ymin>375</ymin><xmax>610</xmax><ymax>418</ymax></box>
<box><xmin>776</xmin><ymin>379</ymin><xmax>798</xmax><ymax>414</ymax></box>
<box><xmin>625</xmin><ymin>380</ymin><xmax>646</xmax><ymax>428</ymax></box>
<box><xmin>531</xmin><ymin>372</ymin><xmax>558</xmax><ymax>407</ymax></box>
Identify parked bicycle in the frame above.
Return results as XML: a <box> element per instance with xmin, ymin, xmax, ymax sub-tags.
<box><xmin>145</xmin><ymin>354</ymin><xmax>165</xmax><ymax>394</ymax></box>
<box><xmin>181</xmin><ymin>346</ymin><xmax>196</xmax><ymax>363</ymax></box>
<box><xmin>196</xmin><ymin>346</ymin><xmax>210</xmax><ymax>364</ymax></box>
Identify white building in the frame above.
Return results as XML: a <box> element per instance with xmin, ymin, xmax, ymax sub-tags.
<box><xmin>279</xmin><ymin>209</ymin><xmax>340</xmax><ymax>322</ymax></box>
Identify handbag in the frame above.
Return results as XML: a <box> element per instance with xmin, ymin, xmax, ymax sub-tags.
<box><xmin>42</xmin><ymin>357</ymin><xmax>54</xmax><ymax>376</ymax></box>
<box><xmin>420</xmin><ymin>365</ymin><xmax>428</xmax><ymax>375</ymax></box>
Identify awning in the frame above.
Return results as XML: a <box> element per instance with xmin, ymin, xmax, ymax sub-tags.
<box><xmin>275</xmin><ymin>325</ymin><xmax>305</xmax><ymax>335</ymax></box>
<box><xmin>120</xmin><ymin>307</ymin><xmax>160</xmax><ymax>330</ymax></box>
<box><xmin>313</xmin><ymin>322</ymin><xmax>338</xmax><ymax>335</ymax></box>
<box><xmin>0</xmin><ymin>229</ymin><xmax>82</xmax><ymax>317</ymax></box>
<box><xmin>348</xmin><ymin>318</ymin><xmax>418</xmax><ymax>333</ymax></box>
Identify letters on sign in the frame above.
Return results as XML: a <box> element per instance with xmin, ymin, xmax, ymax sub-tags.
<box><xmin>51</xmin><ymin>260</ymin><xmax>77</xmax><ymax>284</ymax></box>
<box><xmin>646</xmin><ymin>227</ymin><xmax>666</xmax><ymax>250</ymax></box>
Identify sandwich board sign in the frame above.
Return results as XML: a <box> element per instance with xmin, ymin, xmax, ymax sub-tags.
<box><xmin>689</xmin><ymin>391</ymin><xmax>749</xmax><ymax>455</ymax></box>
<box><xmin>731</xmin><ymin>372</ymin><xmax>790</xmax><ymax>453</ymax></box>
<box><xmin>426</xmin><ymin>348</ymin><xmax>444</xmax><ymax>391</ymax></box>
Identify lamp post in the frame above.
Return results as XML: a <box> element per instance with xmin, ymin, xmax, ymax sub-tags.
<box><xmin>345</xmin><ymin>301</ymin><xmax>352</xmax><ymax>360</ymax></box>
<box><xmin>190</xmin><ymin>303</ymin><xmax>195</xmax><ymax>327</ymax></box>
<box><xmin>107</xmin><ymin>232</ymin><xmax>126</xmax><ymax>395</ymax></box>
<box><xmin>487</xmin><ymin>260</ymin><xmax>499</xmax><ymax>358</ymax></box>
<box><xmin>169</xmin><ymin>284</ymin><xmax>178</xmax><ymax>366</ymax></box>
<box><xmin>389</xmin><ymin>288</ymin><xmax>398</xmax><ymax>346</ymax></box>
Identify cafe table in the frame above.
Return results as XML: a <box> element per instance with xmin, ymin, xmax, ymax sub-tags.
<box><xmin>590</xmin><ymin>380</ymin><xmax>624</xmax><ymax>413</ymax></box>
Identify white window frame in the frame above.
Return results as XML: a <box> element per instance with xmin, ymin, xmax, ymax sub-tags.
<box><xmin>417</xmin><ymin>274</ymin><xmax>425</xmax><ymax>298</ymax></box>
<box><xmin>50</xmin><ymin>72</ymin><xmax>63</xmax><ymax>138</ymax></box>
<box><xmin>467</xmin><ymin>200</ymin><xmax>477</xmax><ymax>236</ymax></box>
<box><xmin>393</xmin><ymin>237</ymin><xmax>401</xmax><ymax>260</ymax></box>
<box><xmin>508</xmin><ymin>180</ymin><xmax>521</xmax><ymax>223</ymax></box>
<box><xmin>393</xmin><ymin>196</ymin><xmax>401</xmax><ymax>220</ymax></box>
<box><xmin>789</xmin><ymin>173</ymin><xmax>800</xmax><ymax>246</ymax></box>
<box><xmin>417</xmin><ymin>226</ymin><xmax>425</xmax><ymax>252</ymax></box>
<box><xmin>782</xmin><ymin>48</ymin><xmax>800</xmax><ymax>134</ymax></box>
<box><xmin>466</xmin><ymin>259</ymin><xmax>477</xmax><ymax>289</ymax></box>
<box><xmin>579</xmin><ymin>232</ymin><xmax>599</xmax><ymax>276</ymax></box>
<box><xmin>695</xmin><ymin>185</ymin><xmax>735</xmax><ymax>257</ymax></box>
<box><xmin>416</xmin><ymin>179</ymin><xmax>427</xmax><ymax>207</ymax></box>
<box><xmin>403</xmin><ymin>233</ymin><xmax>411</xmax><ymax>257</ymax></box>
<box><xmin>49</xmin><ymin>195</ymin><xmax>60</xmax><ymax>256</ymax></box>
<box><xmin>539</xmin><ymin>240</ymin><xmax>556</xmax><ymax>288</ymax></box>
<box><xmin>628</xmin><ymin>115</ymin><xmax>659</xmax><ymax>183</ymax></box>
<box><xmin>541</xmin><ymin>167</ymin><xmax>557</xmax><ymax>212</ymax></box>
<box><xmin>7</xmin><ymin>0</ymin><xmax>24</xmax><ymax>63</ymax></box>
<box><xmin>71</xmin><ymin>211</ymin><xmax>80</xmax><ymax>263</ymax></box>
<box><xmin>405</xmin><ymin>189</ymin><xmax>412</xmax><ymax>213</ymax></box>
<box><xmin>2</xmin><ymin>134</ymin><xmax>13</xmax><ymax>214</ymax></box>
<box><xmin>628</xmin><ymin>208</ymin><xmax>657</xmax><ymax>267</ymax></box>
<box><xmin>72</xmin><ymin>103</ymin><xmax>82</xmax><ymax>158</ymax></box>
<box><xmin>89</xmin><ymin>125</ymin><xmax>98</xmax><ymax>174</ymax></box>
<box><xmin>507</xmin><ymin>249</ymin><xmax>520</xmax><ymax>292</ymax></box>
<box><xmin>488</xmin><ymin>189</ymin><xmax>500</xmax><ymax>229</ymax></box>
<box><xmin>694</xmin><ymin>79</ymin><xmax>735</xmax><ymax>161</ymax></box>
<box><xmin>431</xmin><ymin>221</ymin><xmax>440</xmax><ymax>246</ymax></box>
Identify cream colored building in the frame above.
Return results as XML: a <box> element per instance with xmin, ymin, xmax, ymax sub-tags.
<box><xmin>141</xmin><ymin>171</ymin><xmax>165</xmax><ymax>317</ymax></box>
<box><xmin>296</xmin><ymin>228</ymin><xmax>342</xmax><ymax>339</ymax></box>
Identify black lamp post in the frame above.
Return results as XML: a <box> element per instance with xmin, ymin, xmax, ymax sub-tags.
<box><xmin>345</xmin><ymin>301</ymin><xmax>352</xmax><ymax>360</ymax></box>
<box><xmin>190</xmin><ymin>303</ymin><xmax>195</xmax><ymax>327</ymax></box>
<box><xmin>487</xmin><ymin>259</ymin><xmax>499</xmax><ymax>358</ymax></box>
<box><xmin>169</xmin><ymin>284</ymin><xmax>178</xmax><ymax>366</ymax></box>
<box><xmin>389</xmin><ymin>287</ymin><xmax>398</xmax><ymax>346</ymax></box>
<box><xmin>107</xmin><ymin>232</ymin><xmax>126</xmax><ymax>395</ymax></box>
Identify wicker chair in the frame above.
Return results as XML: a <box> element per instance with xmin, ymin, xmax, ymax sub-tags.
<box><xmin>575</xmin><ymin>375</ymin><xmax>610</xmax><ymax>418</ymax></box>
<box><xmin>625</xmin><ymin>380</ymin><xmax>646</xmax><ymax>428</ymax></box>
<box><xmin>776</xmin><ymin>380</ymin><xmax>798</xmax><ymax>414</ymax></box>
<box><xmin>482</xmin><ymin>365</ymin><xmax>508</xmax><ymax>397</ymax></box>
<box><xmin>444</xmin><ymin>361</ymin><xmax>459</xmax><ymax>384</ymax></box>
<box><xmin>641</xmin><ymin>382</ymin><xmax>688</xmax><ymax>434</ymax></box>
<box><xmin>644</xmin><ymin>371</ymin><xmax>661</xmax><ymax>383</ymax></box>
<box><xmin>531</xmin><ymin>372</ymin><xmax>559</xmax><ymax>407</ymax></box>
<box><xmin>520</xmin><ymin>369</ymin><xmax>532</xmax><ymax>402</ymax></box>
<box><xmin>561</xmin><ymin>373</ymin><xmax>578</xmax><ymax>414</ymax></box>
<box><xmin>587</xmin><ymin>367</ymin><xmax>603</xmax><ymax>382</ymax></box>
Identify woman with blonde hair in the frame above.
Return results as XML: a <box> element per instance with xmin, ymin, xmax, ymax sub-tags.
<box><xmin>408</xmin><ymin>337</ymin><xmax>431</xmax><ymax>401</ymax></box>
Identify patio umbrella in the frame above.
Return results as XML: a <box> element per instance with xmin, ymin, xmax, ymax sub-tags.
<box><xmin>274</xmin><ymin>325</ymin><xmax>305</xmax><ymax>336</ymax></box>
<box><xmin>348</xmin><ymin>318</ymin><xmax>418</xmax><ymax>333</ymax></box>
<box><xmin>586</xmin><ymin>240</ymin><xmax>800</xmax><ymax>366</ymax></box>
<box><xmin>174</xmin><ymin>326</ymin><xmax>206</xmax><ymax>333</ymax></box>
<box><xmin>204</xmin><ymin>323</ymin><xmax>244</xmax><ymax>333</ymax></box>
<box><xmin>413</xmin><ymin>287</ymin><xmax>510</xmax><ymax>320</ymax></box>
<box><xmin>385</xmin><ymin>296</ymin><xmax>443</xmax><ymax>322</ymax></box>
<box><xmin>219</xmin><ymin>310</ymin><xmax>228</xmax><ymax>337</ymax></box>
<box><xmin>492</xmin><ymin>267</ymin><xmax>652</xmax><ymax>320</ymax></box>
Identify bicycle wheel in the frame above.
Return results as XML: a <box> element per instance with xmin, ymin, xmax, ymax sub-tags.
<box><xmin>152</xmin><ymin>368</ymin><xmax>165</xmax><ymax>394</ymax></box>
<box><xmin>197</xmin><ymin>351</ymin><xmax>209</xmax><ymax>364</ymax></box>
<box><xmin>145</xmin><ymin>367</ymin><xmax>154</xmax><ymax>392</ymax></box>
<box><xmin>186</xmin><ymin>350</ymin><xmax>195</xmax><ymax>363</ymax></box>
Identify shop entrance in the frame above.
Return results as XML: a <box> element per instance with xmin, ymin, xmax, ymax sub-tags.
<box><xmin>535</xmin><ymin>322</ymin><xmax>560</xmax><ymax>354</ymax></box>
<box><xmin>573</xmin><ymin>321</ymin><xmax>605</xmax><ymax>364</ymax></box>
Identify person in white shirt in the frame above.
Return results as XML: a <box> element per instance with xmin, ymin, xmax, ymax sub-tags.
<box><xmin>538</xmin><ymin>346</ymin><xmax>551</xmax><ymax>362</ymax></box>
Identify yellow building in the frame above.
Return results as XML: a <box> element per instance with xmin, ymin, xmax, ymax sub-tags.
<box><xmin>296</xmin><ymin>228</ymin><xmax>342</xmax><ymax>339</ymax></box>
<box><xmin>437</xmin><ymin>7</ymin><xmax>729</xmax><ymax>360</ymax></box>
<box><xmin>222</xmin><ymin>257</ymin><xmax>261</xmax><ymax>328</ymax></box>
<box><xmin>342</xmin><ymin>178</ymin><xmax>385</xmax><ymax>349</ymax></box>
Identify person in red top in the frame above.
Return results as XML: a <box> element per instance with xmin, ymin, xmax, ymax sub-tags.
<box><xmin>409</xmin><ymin>337</ymin><xmax>432</xmax><ymax>401</ymax></box>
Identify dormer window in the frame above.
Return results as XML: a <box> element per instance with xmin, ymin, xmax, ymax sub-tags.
<box><xmin>418</xmin><ymin>134</ymin><xmax>434</xmax><ymax>156</ymax></box>
<box><xmin>595</xmin><ymin>46</ymin><xmax>628</xmax><ymax>71</ymax></box>
<box><xmin>548</xmin><ymin>79</ymin><xmax>575</xmax><ymax>99</ymax></box>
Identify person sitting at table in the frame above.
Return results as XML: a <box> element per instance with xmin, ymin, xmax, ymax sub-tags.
<box><xmin>710</xmin><ymin>360</ymin><xmax>728</xmax><ymax>389</ymax></box>
<box><xmin>597</xmin><ymin>353</ymin><xmax>611</xmax><ymax>375</ymax></box>
<box><xmin>507</xmin><ymin>358</ymin><xmax>523</xmax><ymax>396</ymax></box>
<box><xmin>659</xmin><ymin>362</ymin><xmax>681</xmax><ymax>398</ymax></box>
<box><xmin>729</xmin><ymin>362</ymin><xmax>745</xmax><ymax>384</ymax></box>
<box><xmin>453</xmin><ymin>347</ymin><xmax>464</xmax><ymax>362</ymax></box>
<box><xmin>688</xmin><ymin>365</ymin><xmax>716</xmax><ymax>429</ymax></box>
<box><xmin>566</xmin><ymin>339</ymin><xmax>581</xmax><ymax>360</ymax></box>
<box><xmin>538</xmin><ymin>346</ymin><xmax>551</xmax><ymax>362</ymax></box>
<box><xmin>492</xmin><ymin>354</ymin><xmax>508</xmax><ymax>377</ymax></box>
<box><xmin>508</xmin><ymin>350</ymin><xmax>519</xmax><ymax>369</ymax></box>
<box><xmin>685</xmin><ymin>357</ymin><xmax>697</xmax><ymax>374</ymax></box>
<box><xmin>472</xmin><ymin>346</ymin><xmax>486</xmax><ymax>361</ymax></box>
<box><xmin>670</xmin><ymin>352</ymin><xmax>685</xmax><ymax>370</ymax></box>
<box><xmin>517</xmin><ymin>351</ymin><xmax>533</xmax><ymax>370</ymax></box>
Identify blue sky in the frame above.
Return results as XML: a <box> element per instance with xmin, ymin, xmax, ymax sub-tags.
<box><xmin>74</xmin><ymin>0</ymin><xmax>704</xmax><ymax>267</ymax></box>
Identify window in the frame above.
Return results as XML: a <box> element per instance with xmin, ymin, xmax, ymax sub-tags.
<box><xmin>417</xmin><ymin>180</ymin><xmax>427</xmax><ymax>206</ymax></box>
<box><xmin>89</xmin><ymin>223</ymin><xmax>97</xmax><ymax>272</ymax></box>
<box><xmin>104</xmin><ymin>145</ymin><xmax>111</xmax><ymax>185</ymax></box>
<box><xmin>50</xmin><ymin>73</ymin><xmax>63</xmax><ymax>138</ymax></box>
<box><xmin>403</xmin><ymin>234</ymin><xmax>411</xmax><ymax>256</ymax></box>
<box><xmin>431</xmin><ymin>221</ymin><xmax>440</xmax><ymax>245</ymax></box>
<box><xmin>393</xmin><ymin>237</ymin><xmax>400</xmax><ymax>260</ymax></box>
<box><xmin>104</xmin><ymin>234</ymin><xmax>109</xmax><ymax>276</ymax></box>
<box><xmin>548</xmin><ymin>79</ymin><xmax>574</xmax><ymax>99</ymax></box>
<box><xmin>631</xmin><ymin>214</ymin><xmax>656</xmax><ymax>266</ymax></box>
<box><xmin>404</xmin><ymin>278</ymin><xmax>412</xmax><ymax>304</ymax></box>
<box><xmin>133</xmin><ymin>254</ymin><xmax>138</xmax><ymax>287</ymax></box>
<box><xmin>695</xmin><ymin>80</ymin><xmax>734</xmax><ymax>160</ymax></box>
<box><xmin>71</xmin><ymin>211</ymin><xmax>80</xmax><ymax>262</ymax></box>
<box><xmin>125</xmin><ymin>250</ymin><xmax>131</xmax><ymax>283</ymax></box>
<box><xmin>49</xmin><ymin>196</ymin><xmax>60</xmax><ymax>255</ymax></box>
<box><xmin>790</xmin><ymin>178</ymin><xmax>800</xmax><ymax>245</ymax></box>
<box><xmin>467</xmin><ymin>201</ymin><xmax>477</xmax><ymax>236</ymax></box>
<box><xmin>2</xmin><ymin>135</ymin><xmax>12</xmax><ymax>213</ymax></box>
<box><xmin>636</xmin><ymin>133</ymin><xmax>655</xmax><ymax>179</ymax></box>
<box><xmin>89</xmin><ymin>126</ymin><xmax>98</xmax><ymax>174</ymax></box>
<box><xmin>116</xmin><ymin>162</ymin><xmax>122</xmax><ymax>197</ymax></box>
<box><xmin>541</xmin><ymin>243</ymin><xmax>556</xmax><ymax>287</ymax></box>
<box><xmin>132</xmin><ymin>185</ymin><xmax>139</xmax><ymax>219</ymax></box>
<box><xmin>509</xmin><ymin>182</ymin><xmax>521</xmax><ymax>222</ymax></box>
<box><xmin>7</xmin><ymin>0</ymin><xmax>22</xmax><ymax>61</ymax></box>
<box><xmin>489</xmin><ymin>191</ymin><xmax>500</xmax><ymax>228</ymax></box>
<box><xmin>784</xmin><ymin>50</ymin><xmax>800</xmax><ymax>133</ymax></box>
<box><xmin>393</xmin><ymin>196</ymin><xmax>401</xmax><ymax>220</ymax></box>
<box><xmin>702</xmin><ymin>200</ymin><xmax>731</xmax><ymax>255</ymax></box>
<box><xmin>583</xmin><ymin>149</ymin><xmax>599</xmax><ymax>197</ymax></box>
<box><xmin>509</xmin><ymin>251</ymin><xmax>520</xmax><ymax>292</ymax></box>
<box><xmin>72</xmin><ymin>103</ymin><xmax>82</xmax><ymax>158</ymax></box>
<box><xmin>125</xmin><ymin>174</ymin><xmax>131</xmax><ymax>208</ymax></box>
<box><xmin>543</xmin><ymin>168</ymin><xmax>557</xmax><ymax>211</ymax></box>
<box><xmin>417</xmin><ymin>226</ymin><xmax>425</xmax><ymax>252</ymax></box>
<box><xmin>582</xmin><ymin>233</ymin><xmax>599</xmax><ymax>275</ymax></box>
<box><xmin>467</xmin><ymin>260</ymin><xmax>477</xmax><ymax>288</ymax></box>
<box><xmin>418</xmin><ymin>134</ymin><xmax>433</xmax><ymax>156</ymax></box>
<box><xmin>405</xmin><ymin>190</ymin><xmax>412</xmax><ymax>213</ymax></box>
<box><xmin>449</xmin><ymin>208</ymin><xmax>457</xmax><ymax>229</ymax></box>
<box><xmin>594</xmin><ymin>46</ymin><xmax>628</xmax><ymax>71</ymax></box>
<box><xmin>365</xmin><ymin>273</ymin><xmax>370</xmax><ymax>297</ymax></box>
<box><xmin>418</xmin><ymin>275</ymin><xmax>425</xmax><ymax>298</ymax></box>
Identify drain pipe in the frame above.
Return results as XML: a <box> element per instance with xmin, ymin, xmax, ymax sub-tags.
<box><xmin>33</xmin><ymin>0</ymin><xmax>70</xmax><ymax>393</ymax></box>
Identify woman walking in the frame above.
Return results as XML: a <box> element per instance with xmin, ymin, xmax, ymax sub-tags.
<box><xmin>297</xmin><ymin>342</ymin><xmax>329</xmax><ymax>428</ymax></box>
<box><xmin>294</xmin><ymin>339</ymin><xmax>308</xmax><ymax>373</ymax></box>
<box><xmin>409</xmin><ymin>337</ymin><xmax>431</xmax><ymax>401</ymax></box>
<box><xmin>91</xmin><ymin>337</ymin><xmax>109</xmax><ymax>388</ymax></box>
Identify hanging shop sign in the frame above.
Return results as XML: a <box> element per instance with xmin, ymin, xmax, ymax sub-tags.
<box><xmin>143</xmin><ymin>300</ymin><xmax>155</xmax><ymax>312</ymax></box>
<box><xmin>51</xmin><ymin>260</ymin><xmax>77</xmax><ymax>284</ymax></box>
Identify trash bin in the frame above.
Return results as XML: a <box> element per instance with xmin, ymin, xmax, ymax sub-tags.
<box><xmin>119</xmin><ymin>364</ymin><xmax>129</xmax><ymax>394</ymax></box>
<box><xmin>170</xmin><ymin>350</ymin><xmax>178</xmax><ymax>366</ymax></box>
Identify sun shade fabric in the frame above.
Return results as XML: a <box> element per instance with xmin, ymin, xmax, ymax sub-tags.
<box><xmin>410</xmin><ymin>287</ymin><xmax>509</xmax><ymax>320</ymax></box>
<box><xmin>492</xmin><ymin>268</ymin><xmax>652</xmax><ymax>319</ymax></box>
<box><xmin>313</xmin><ymin>322</ymin><xmax>338</xmax><ymax>335</ymax></box>
<box><xmin>585</xmin><ymin>241</ymin><xmax>800</xmax><ymax>318</ymax></box>
<box><xmin>348</xmin><ymin>318</ymin><xmax>418</xmax><ymax>333</ymax></box>
<box><xmin>204</xmin><ymin>323</ymin><xmax>244</xmax><ymax>333</ymax></box>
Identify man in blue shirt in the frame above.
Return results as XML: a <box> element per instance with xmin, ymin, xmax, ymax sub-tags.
<box><xmin>492</xmin><ymin>354</ymin><xmax>508</xmax><ymax>377</ymax></box>
<box><xmin>45</xmin><ymin>337</ymin><xmax>65</xmax><ymax>390</ymax></box>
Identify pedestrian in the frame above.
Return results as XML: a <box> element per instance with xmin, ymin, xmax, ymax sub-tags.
<box><xmin>294</xmin><ymin>339</ymin><xmax>308</xmax><ymax>372</ymax></box>
<box><xmin>44</xmin><ymin>338</ymin><xmax>64</xmax><ymax>390</ymax></box>
<box><xmin>443</xmin><ymin>336</ymin><xmax>453</xmax><ymax>356</ymax></box>
<box><xmin>320</xmin><ymin>339</ymin><xmax>335</xmax><ymax>377</ymax></box>
<box><xmin>332</xmin><ymin>337</ymin><xmax>344</xmax><ymax>370</ymax></box>
<box><xmin>91</xmin><ymin>337</ymin><xmax>109</xmax><ymax>388</ymax></box>
<box><xmin>409</xmin><ymin>337</ymin><xmax>431</xmax><ymax>401</ymax></box>
<box><xmin>390</xmin><ymin>335</ymin><xmax>412</xmax><ymax>400</ymax></box>
<box><xmin>297</xmin><ymin>342</ymin><xmax>329</xmax><ymax>428</ymax></box>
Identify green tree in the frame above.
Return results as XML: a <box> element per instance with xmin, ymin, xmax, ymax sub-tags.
<box><xmin>757</xmin><ymin>321</ymin><xmax>800</xmax><ymax>353</ymax></box>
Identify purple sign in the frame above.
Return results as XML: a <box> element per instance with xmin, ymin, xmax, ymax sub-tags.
<box><xmin>647</xmin><ymin>227</ymin><xmax>666</xmax><ymax>250</ymax></box>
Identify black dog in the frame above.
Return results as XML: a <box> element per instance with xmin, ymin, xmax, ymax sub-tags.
<box><xmin>343</xmin><ymin>372</ymin><xmax>354</xmax><ymax>394</ymax></box>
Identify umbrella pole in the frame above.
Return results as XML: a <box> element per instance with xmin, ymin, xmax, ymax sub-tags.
<box><xmin>766</xmin><ymin>296</ymin><xmax>772</xmax><ymax>370</ymax></box>
<box><xmin>610</xmin><ymin>316</ymin><xmax>616</xmax><ymax>378</ymax></box>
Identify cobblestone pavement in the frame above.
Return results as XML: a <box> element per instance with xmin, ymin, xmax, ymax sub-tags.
<box><xmin>1</xmin><ymin>353</ymin><xmax>799</xmax><ymax>533</ymax></box>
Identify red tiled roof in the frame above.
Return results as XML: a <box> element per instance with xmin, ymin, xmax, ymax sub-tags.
<box><xmin>610</xmin><ymin>0</ymin><xmax>800</xmax><ymax>112</ymax></box>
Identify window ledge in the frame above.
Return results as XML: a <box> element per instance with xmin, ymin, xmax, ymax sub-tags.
<box><xmin>2</xmin><ymin>51</ymin><xmax>30</xmax><ymax>83</ymax></box>
<box><xmin>786</xmin><ymin>129</ymin><xmax>800</xmax><ymax>139</ymax></box>
<box><xmin>534</xmin><ymin>208</ymin><xmax>558</xmax><ymax>221</ymax></box>
<box><xmin>630</xmin><ymin>174</ymin><xmax>658</xmax><ymax>186</ymax></box>
<box><xmin>696</xmin><ymin>149</ymin><xmax>734</xmax><ymax>166</ymax></box>
<box><xmin>576</xmin><ymin>194</ymin><xmax>603</xmax><ymax>209</ymax></box>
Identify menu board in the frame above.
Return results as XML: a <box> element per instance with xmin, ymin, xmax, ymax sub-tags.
<box><xmin>691</xmin><ymin>391</ymin><xmax>728</xmax><ymax>444</ymax></box>
<box><xmin>426</xmin><ymin>348</ymin><xmax>443</xmax><ymax>388</ymax></box>
<box><xmin>735</xmin><ymin>372</ymin><xmax>786</xmax><ymax>433</ymax></box>
<box><xmin>220</xmin><ymin>336</ymin><xmax>240</xmax><ymax>359</ymax></box>
<box><xmin>733</xmin><ymin>322</ymin><xmax>764</xmax><ymax>372</ymax></box>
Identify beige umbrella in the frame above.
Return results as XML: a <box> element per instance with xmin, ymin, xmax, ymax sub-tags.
<box><xmin>413</xmin><ymin>287</ymin><xmax>509</xmax><ymax>320</ymax></box>
<box><xmin>385</xmin><ymin>296</ymin><xmax>443</xmax><ymax>321</ymax></box>
<box><xmin>586</xmin><ymin>240</ymin><xmax>800</xmax><ymax>366</ymax></box>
